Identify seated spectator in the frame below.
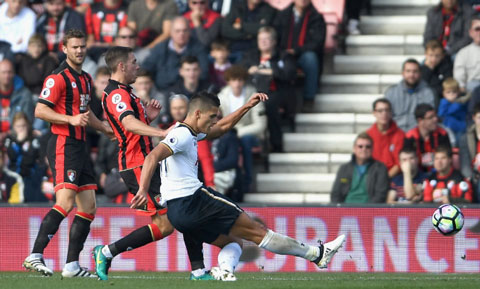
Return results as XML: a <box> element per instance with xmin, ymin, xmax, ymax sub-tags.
<box><xmin>127</xmin><ymin>0</ymin><xmax>178</xmax><ymax>49</ymax></box>
<box><xmin>423</xmin><ymin>146</ymin><xmax>473</xmax><ymax>203</ymax></box>
<box><xmin>218</xmin><ymin>65</ymin><xmax>266</xmax><ymax>193</ymax></box>
<box><xmin>240</xmin><ymin>26</ymin><xmax>296</xmax><ymax>152</ymax></box>
<box><xmin>454</xmin><ymin>15</ymin><xmax>480</xmax><ymax>93</ymax></box>
<box><xmin>85</xmin><ymin>0</ymin><xmax>129</xmax><ymax>61</ymax></box>
<box><xmin>183</xmin><ymin>0</ymin><xmax>221</xmax><ymax>47</ymax></box>
<box><xmin>438</xmin><ymin>78</ymin><xmax>467</xmax><ymax>144</ymax></box>
<box><xmin>0</xmin><ymin>41</ymin><xmax>15</xmax><ymax>63</ymax></box>
<box><xmin>168</xmin><ymin>93</ymin><xmax>189</xmax><ymax>125</ymax></box>
<box><xmin>0</xmin><ymin>59</ymin><xmax>34</xmax><ymax>143</ymax></box>
<box><xmin>460</xmin><ymin>104</ymin><xmax>480</xmax><ymax>202</ymax></box>
<box><xmin>0</xmin><ymin>0</ymin><xmax>36</xmax><ymax>53</ymax></box>
<box><xmin>142</xmin><ymin>16</ymin><xmax>209</xmax><ymax>90</ymax></box>
<box><xmin>132</xmin><ymin>69</ymin><xmax>169</xmax><ymax>126</ymax></box>
<box><xmin>330</xmin><ymin>132</ymin><xmax>389</xmax><ymax>204</ymax></box>
<box><xmin>166</xmin><ymin>55</ymin><xmax>212</xmax><ymax>99</ymax></box>
<box><xmin>274</xmin><ymin>0</ymin><xmax>326</xmax><ymax>113</ymax></box>
<box><xmin>424</xmin><ymin>0</ymin><xmax>474</xmax><ymax>56</ymax></box>
<box><xmin>387</xmin><ymin>147</ymin><xmax>427</xmax><ymax>204</ymax></box>
<box><xmin>4</xmin><ymin>112</ymin><xmax>46</xmax><ymax>202</ymax></box>
<box><xmin>385</xmin><ymin>59</ymin><xmax>436</xmax><ymax>132</ymax></box>
<box><xmin>366</xmin><ymin>98</ymin><xmax>405</xmax><ymax>178</ymax></box>
<box><xmin>0</xmin><ymin>149</ymin><xmax>23</xmax><ymax>203</ymax></box>
<box><xmin>404</xmin><ymin>103</ymin><xmax>452</xmax><ymax>172</ymax></box>
<box><xmin>174</xmin><ymin>0</ymin><xmax>189</xmax><ymax>14</ymax></box>
<box><xmin>15</xmin><ymin>34</ymin><xmax>59</xmax><ymax>96</ymax></box>
<box><xmin>209</xmin><ymin>39</ymin><xmax>232</xmax><ymax>89</ymax></box>
<box><xmin>36</xmin><ymin>0</ymin><xmax>86</xmax><ymax>56</ymax></box>
<box><xmin>85</xmin><ymin>66</ymin><xmax>110</xmax><ymax>150</ymax></box>
<box><xmin>221</xmin><ymin>0</ymin><xmax>275</xmax><ymax>60</ymax></box>
<box><xmin>420</xmin><ymin>40</ymin><xmax>453</xmax><ymax>102</ymax></box>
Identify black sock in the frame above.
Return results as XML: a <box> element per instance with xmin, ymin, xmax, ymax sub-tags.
<box><xmin>66</xmin><ymin>213</ymin><xmax>94</xmax><ymax>263</ymax></box>
<box><xmin>32</xmin><ymin>206</ymin><xmax>67</xmax><ymax>254</ymax></box>
<box><xmin>183</xmin><ymin>232</ymin><xmax>205</xmax><ymax>271</ymax></box>
<box><xmin>108</xmin><ymin>224</ymin><xmax>161</xmax><ymax>257</ymax></box>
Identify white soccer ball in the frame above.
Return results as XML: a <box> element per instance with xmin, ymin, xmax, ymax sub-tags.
<box><xmin>432</xmin><ymin>204</ymin><xmax>464</xmax><ymax>236</ymax></box>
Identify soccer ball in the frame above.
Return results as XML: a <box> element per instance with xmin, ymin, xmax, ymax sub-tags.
<box><xmin>432</xmin><ymin>204</ymin><xmax>464</xmax><ymax>236</ymax></box>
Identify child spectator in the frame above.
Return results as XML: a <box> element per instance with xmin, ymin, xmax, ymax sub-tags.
<box><xmin>438</xmin><ymin>78</ymin><xmax>468</xmax><ymax>144</ymax></box>
<box><xmin>209</xmin><ymin>39</ymin><xmax>231</xmax><ymax>89</ymax></box>
<box><xmin>420</xmin><ymin>40</ymin><xmax>453</xmax><ymax>103</ymax></box>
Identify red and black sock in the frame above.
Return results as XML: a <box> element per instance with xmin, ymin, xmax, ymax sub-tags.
<box><xmin>108</xmin><ymin>223</ymin><xmax>163</xmax><ymax>257</ymax></box>
<box><xmin>32</xmin><ymin>205</ymin><xmax>67</xmax><ymax>254</ymax></box>
<box><xmin>66</xmin><ymin>212</ymin><xmax>94</xmax><ymax>263</ymax></box>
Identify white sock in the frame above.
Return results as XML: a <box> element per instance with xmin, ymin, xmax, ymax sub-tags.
<box><xmin>64</xmin><ymin>261</ymin><xmax>80</xmax><ymax>271</ymax></box>
<box><xmin>102</xmin><ymin>245</ymin><xmax>113</xmax><ymax>258</ymax></box>
<box><xmin>30</xmin><ymin>253</ymin><xmax>43</xmax><ymax>259</ymax></box>
<box><xmin>191</xmin><ymin>268</ymin><xmax>206</xmax><ymax>277</ymax></box>
<box><xmin>218</xmin><ymin>242</ymin><xmax>242</xmax><ymax>272</ymax></box>
<box><xmin>258</xmin><ymin>229</ymin><xmax>319</xmax><ymax>261</ymax></box>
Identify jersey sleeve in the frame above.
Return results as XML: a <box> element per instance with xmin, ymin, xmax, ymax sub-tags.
<box><xmin>104</xmin><ymin>89</ymin><xmax>134</xmax><ymax>122</ymax></box>
<box><xmin>160</xmin><ymin>127</ymin><xmax>190</xmax><ymax>155</ymax></box>
<box><xmin>38</xmin><ymin>75</ymin><xmax>65</xmax><ymax>108</ymax></box>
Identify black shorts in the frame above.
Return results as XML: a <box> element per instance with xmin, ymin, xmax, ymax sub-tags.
<box><xmin>120</xmin><ymin>165</ymin><xmax>166</xmax><ymax>216</ymax></box>
<box><xmin>47</xmin><ymin>134</ymin><xmax>97</xmax><ymax>193</ymax></box>
<box><xmin>166</xmin><ymin>186</ymin><xmax>243</xmax><ymax>243</ymax></box>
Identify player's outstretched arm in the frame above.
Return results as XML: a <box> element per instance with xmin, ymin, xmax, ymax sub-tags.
<box><xmin>35</xmin><ymin>102</ymin><xmax>89</xmax><ymax>126</ymax></box>
<box><xmin>207</xmin><ymin>92</ymin><xmax>268</xmax><ymax>140</ymax></box>
<box><xmin>122</xmin><ymin>115</ymin><xmax>168</xmax><ymax>138</ymax></box>
<box><xmin>132</xmin><ymin>143</ymin><xmax>173</xmax><ymax>209</ymax></box>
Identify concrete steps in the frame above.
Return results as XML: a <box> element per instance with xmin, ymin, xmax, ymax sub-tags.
<box><xmin>256</xmin><ymin>173</ymin><xmax>335</xmax><ymax>193</ymax></box>
<box><xmin>321</xmin><ymin>75</ymin><xmax>401</xmax><ymax>94</ymax></box>
<box><xmin>334</xmin><ymin>55</ymin><xmax>424</xmax><ymax>74</ymax></box>
<box><xmin>314</xmin><ymin>93</ymin><xmax>381</xmax><ymax>112</ymax></box>
<box><xmin>371</xmin><ymin>0</ymin><xmax>437</xmax><ymax>15</ymax></box>
<box><xmin>359</xmin><ymin>16</ymin><xmax>426</xmax><ymax>35</ymax></box>
<box><xmin>283</xmin><ymin>133</ymin><xmax>356</xmax><ymax>153</ymax></box>
<box><xmin>295</xmin><ymin>113</ymin><xmax>374</xmax><ymax>133</ymax></box>
<box><xmin>346</xmin><ymin>35</ymin><xmax>423</xmax><ymax>55</ymax></box>
<box><xmin>268</xmin><ymin>153</ymin><xmax>350</xmax><ymax>174</ymax></box>
<box><xmin>244</xmin><ymin>192</ymin><xmax>330</xmax><ymax>204</ymax></box>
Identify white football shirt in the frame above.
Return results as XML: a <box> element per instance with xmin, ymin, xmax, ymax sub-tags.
<box><xmin>159</xmin><ymin>122</ymin><xmax>207</xmax><ymax>202</ymax></box>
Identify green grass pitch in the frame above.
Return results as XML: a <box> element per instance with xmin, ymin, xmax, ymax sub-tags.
<box><xmin>1</xmin><ymin>272</ymin><xmax>480</xmax><ymax>289</ymax></box>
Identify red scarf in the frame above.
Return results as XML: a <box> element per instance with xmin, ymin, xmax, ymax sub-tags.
<box><xmin>287</xmin><ymin>9</ymin><xmax>311</xmax><ymax>49</ymax></box>
<box><xmin>441</xmin><ymin>7</ymin><xmax>456</xmax><ymax>48</ymax></box>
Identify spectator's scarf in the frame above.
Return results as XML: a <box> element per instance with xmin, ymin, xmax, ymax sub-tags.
<box><xmin>441</xmin><ymin>7</ymin><xmax>457</xmax><ymax>48</ymax></box>
<box><xmin>287</xmin><ymin>9</ymin><xmax>311</xmax><ymax>50</ymax></box>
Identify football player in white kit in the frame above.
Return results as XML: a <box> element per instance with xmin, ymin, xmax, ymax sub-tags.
<box><xmin>134</xmin><ymin>91</ymin><xmax>346</xmax><ymax>280</ymax></box>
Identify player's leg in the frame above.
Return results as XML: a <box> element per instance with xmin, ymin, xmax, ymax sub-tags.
<box><xmin>209</xmin><ymin>234</ymin><xmax>243</xmax><ymax>281</ymax></box>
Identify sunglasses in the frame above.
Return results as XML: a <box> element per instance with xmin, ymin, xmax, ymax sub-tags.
<box><xmin>118</xmin><ymin>35</ymin><xmax>136</xmax><ymax>39</ymax></box>
<box><xmin>357</xmin><ymin>145</ymin><xmax>372</xmax><ymax>149</ymax></box>
<box><xmin>474</xmin><ymin>27</ymin><xmax>480</xmax><ymax>32</ymax></box>
<box><xmin>374</xmin><ymin>108</ymin><xmax>391</xmax><ymax>113</ymax></box>
<box><xmin>191</xmin><ymin>1</ymin><xmax>206</xmax><ymax>4</ymax></box>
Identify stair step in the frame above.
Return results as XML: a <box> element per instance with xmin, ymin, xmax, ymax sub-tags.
<box><xmin>370</xmin><ymin>0</ymin><xmax>436</xmax><ymax>15</ymax></box>
<box><xmin>321</xmin><ymin>74</ymin><xmax>401</xmax><ymax>94</ymax></box>
<box><xmin>346</xmin><ymin>35</ymin><xmax>424</xmax><ymax>55</ymax></box>
<box><xmin>295</xmin><ymin>113</ymin><xmax>374</xmax><ymax>133</ymax></box>
<box><xmin>314</xmin><ymin>93</ymin><xmax>381</xmax><ymax>113</ymax></box>
<box><xmin>269</xmin><ymin>153</ymin><xmax>350</xmax><ymax>173</ymax></box>
<box><xmin>256</xmin><ymin>173</ymin><xmax>335</xmax><ymax>193</ymax></box>
<box><xmin>360</xmin><ymin>16</ymin><xmax>426</xmax><ymax>35</ymax></box>
<box><xmin>244</xmin><ymin>192</ymin><xmax>331</xmax><ymax>204</ymax></box>
<box><xmin>334</xmin><ymin>55</ymin><xmax>424</xmax><ymax>74</ymax></box>
<box><xmin>283</xmin><ymin>133</ymin><xmax>356</xmax><ymax>153</ymax></box>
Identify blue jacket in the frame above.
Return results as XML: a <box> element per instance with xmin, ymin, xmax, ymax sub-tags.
<box><xmin>2</xmin><ymin>76</ymin><xmax>34</xmax><ymax>124</ymax></box>
<box><xmin>212</xmin><ymin>130</ymin><xmax>239</xmax><ymax>172</ymax></box>
<box><xmin>438</xmin><ymin>98</ymin><xmax>467</xmax><ymax>133</ymax></box>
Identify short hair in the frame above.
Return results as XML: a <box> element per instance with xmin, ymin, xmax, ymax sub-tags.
<box><xmin>399</xmin><ymin>147</ymin><xmax>417</xmax><ymax>158</ymax></box>
<box><xmin>442</xmin><ymin>77</ymin><xmax>459</xmax><ymax>91</ymax></box>
<box><xmin>257</xmin><ymin>26</ymin><xmax>277</xmax><ymax>41</ymax></box>
<box><xmin>414</xmin><ymin>103</ymin><xmax>435</xmax><ymax>120</ymax></box>
<box><xmin>470</xmin><ymin>14</ymin><xmax>480</xmax><ymax>28</ymax></box>
<box><xmin>402</xmin><ymin>58</ymin><xmax>420</xmax><ymax>71</ymax></box>
<box><xmin>136</xmin><ymin>68</ymin><xmax>151</xmax><ymax>79</ymax></box>
<box><xmin>474</xmin><ymin>103</ymin><xmax>480</xmax><ymax>116</ymax></box>
<box><xmin>169</xmin><ymin>93</ymin><xmax>189</xmax><ymax>104</ymax></box>
<box><xmin>11</xmin><ymin>112</ymin><xmax>32</xmax><ymax>137</ymax></box>
<box><xmin>105</xmin><ymin>46</ymin><xmax>133</xmax><ymax>73</ymax></box>
<box><xmin>224</xmin><ymin>65</ymin><xmax>249</xmax><ymax>82</ymax></box>
<box><xmin>434</xmin><ymin>145</ymin><xmax>452</xmax><ymax>158</ymax></box>
<box><xmin>188</xmin><ymin>91</ymin><xmax>220</xmax><ymax>113</ymax></box>
<box><xmin>372</xmin><ymin>98</ymin><xmax>392</xmax><ymax>111</ymax></box>
<box><xmin>95</xmin><ymin>66</ymin><xmax>110</xmax><ymax>78</ymax></box>
<box><xmin>211</xmin><ymin>39</ymin><xmax>230</xmax><ymax>51</ymax></box>
<box><xmin>180</xmin><ymin>55</ymin><xmax>199</xmax><ymax>67</ymax></box>
<box><xmin>354</xmin><ymin>132</ymin><xmax>373</xmax><ymax>146</ymax></box>
<box><xmin>28</xmin><ymin>34</ymin><xmax>46</xmax><ymax>46</ymax></box>
<box><xmin>63</xmin><ymin>29</ymin><xmax>85</xmax><ymax>46</ymax></box>
<box><xmin>425</xmin><ymin>39</ymin><xmax>444</xmax><ymax>52</ymax></box>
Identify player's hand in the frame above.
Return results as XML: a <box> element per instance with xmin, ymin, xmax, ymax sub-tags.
<box><xmin>69</xmin><ymin>111</ymin><xmax>90</xmax><ymax>127</ymax></box>
<box><xmin>247</xmin><ymin>93</ymin><xmax>268</xmax><ymax>108</ymax></box>
<box><xmin>131</xmin><ymin>188</ymin><xmax>148</xmax><ymax>209</ymax></box>
<box><xmin>145</xmin><ymin>99</ymin><xmax>162</xmax><ymax>121</ymax></box>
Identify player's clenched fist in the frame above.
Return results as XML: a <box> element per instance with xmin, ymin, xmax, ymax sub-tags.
<box><xmin>247</xmin><ymin>93</ymin><xmax>268</xmax><ymax>107</ymax></box>
<box><xmin>68</xmin><ymin>111</ymin><xmax>90</xmax><ymax>126</ymax></box>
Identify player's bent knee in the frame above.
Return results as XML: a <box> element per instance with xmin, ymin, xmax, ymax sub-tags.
<box><xmin>151</xmin><ymin>214</ymin><xmax>174</xmax><ymax>236</ymax></box>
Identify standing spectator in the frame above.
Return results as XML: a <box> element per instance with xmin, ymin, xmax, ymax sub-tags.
<box><xmin>423</xmin><ymin>146</ymin><xmax>473</xmax><ymax>204</ymax></box>
<box><xmin>366</xmin><ymin>98</ymin><xmax>405</xmax><ymax>178</ymax></box>
<box><xmin>15</xmin><ymin>34</ymin><xmax>59</xmax><ymax>96</ymax></box>
<box><xmin>218</xmin><ymin>65</ymin><xmax>266</xmax><ymax>194</ymax></box>
<box><xmin>0</xmin><ymin>41</ymin><xmax>15</xmax><ymax>63</ymax></box>
<box><xmin>0</xmin><ymin>0</ymin><xmax>36</xmax><ymax>53</ymax></box>
<box><xmin>404</xmin><ymin>103</ymin><xmax>452</xmax><ymax>172</ymax></box>
<box><xmin>221</xmin><ymin>0</ymin><xmax>275</xmax><ymax>60</ymax></box>
<box><xmin>454</xmin><ymin>15</ymin><xmax>480</xmax><ymax>93</ymax></box>
<box><xmin>166</xmin><ymin>55</ymin><xmax>212</xmax><ymax>99</ymax></box>
<box><xmin>4</xmin><ymin>112</ymin><xmax>45</xmax><ymax>202</ymax></box>
<box><xmin>274</xmin><ymin>0</ymin><xmax>326</xmax><ymax>112</ymax></box>
<box><xmin>438</xmin><ymin>77</ymin><xmax>467</xmax><ymax>144</ymax></box>
<box><xmin>385</xmin><ymin>58</ymin><xmax>436</xmax><ymax>132</ymax></box>
<box><xmin>420</xmin><ymin>40</ymin><xmax>453</xmax><ymax>102</ymax></box>
<box><xmin>387</xmin><ymin>147</ymin><xmax>427</xmax><ymax>204</ymax></box>
<box><xmin>0</xmin><ymin>59</ymin><xmax>34</xmax><ymax>143</ymax></box>
<box><xmin>0</xmin><ymin>149</ymin><xmax>23</xmax><ymax>204</ymax></box>
<box><xmin>85</xmin><ymin>0</ymin><xmax>129</xmax><ymax>61</ymax></box>
<box><xmin>127</xmin><ymin>0</ymin><xmax>178</xmax><ymax>49</ymax></box>
<box><xmin>330</xmin><ymin>132</ymin><xmax>389</xmax><ymax>204</ymax></box>
<box><xmin>460</xmin><ymin>103</ymin><xmax>480</xmax><ymax>202</ymax></box>
<box><xmin>424</xmin><ymin>0</ymin><xmax>474</xmax><ymax>56</ymax></box>
<box><xmin>209</xmin><ymin>39</ymin><xmax>232</xmax><ymax>89</ymax></box>
<box><xmin>183</xmin><ymin>0</ymin><xmax>222</xmax><ymax>47</ymax></box>
<box><xmin>142</xmin><ymin>16</ymin><xmax>209</xmax><ymax>90</ymax></box>
<box><xmin>36</xmin><ymin>0</ymin><xmax>86</xmax><ymax>55</ymax></box>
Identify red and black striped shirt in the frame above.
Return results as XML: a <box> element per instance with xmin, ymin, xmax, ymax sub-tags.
<box><xmin>38</xmin><ymin>61</ymin><xmax>93</xmax><ymax>141</ymax></box>
<box><xmin>85</xmin><ymin>1</ymin><xmax>128</xmax><ymax>44</ymax></box>
<box><xmin>102</xmin><ymin>79</ymin><xmax>153</xmax><ymax>171</ymax></box>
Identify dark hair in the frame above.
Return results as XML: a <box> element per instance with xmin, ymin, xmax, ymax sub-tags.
<box><xmin>424</xmin><ymin>39</ymin><xmax>444</xmax><ymax>52</ymax></box>
<box><xmin>189</xmin><ymin>91</ymin><xmax>220</xmax><ymax>113</ymax></box>
<box><xmin>136</xmin><ymin>68</ymin><xmax>151</xmax><ymax>78</ymax></box>
<box><xmin>470</xmin><ymin>14</ymin><xmax>480</xmax><ymax>28</ymax></box>
<box><xmin>402</xmin><ymin>58</ymin><xmax>420</xmax><ymax>71</ymax></box>
<box><xmin>354</xmin><ymin>132</ymin><xmax>373</xmax><ymax>146</ymax></box>
<box><xmin>224</xmin><ymin>65</ymin><xmax>249</xmax><ymax>82</ymax></box>
<box><xmin>399</xmin><ymin>147</ymin><xmax>417</xmax><ymax>157</ymax></box>
<box><xmin>95</xmin><ymin>66</ymin><xmax>110</xmax><ymax>77</ymax></box>
<box><xmin>180</xmin><ymin>55</ymin><xmax>199</xmax><ymax>67</ymax></box>
<box><xmin>434</xmin><ymin>145</ymin><xmax>452</xmax><ymax>158</ymax></box>
<box><xmin>372</xmin><ymin>98</ymin><xmax>392</xmax><ymax>111</ymax></box>
<box><xmin>63</xmin><ymin>29</ymin><xmax>85</xmax><ymax>46</ymax></box>
<box><xmin>414</xmin><ymin>103</ymin><xmax>435</xmax><ymax>120</ymax></box>
<box><xmin>105</xmin><ymin>46</ymin><xmax>133</xmax><ymax>73</ymax></box>
<box><xmin>211</xmin><ymin>39</ymin><xmax>230</xmax><ymax>51</ymax></box>
<box><xmin>473</xmin><ymin>103</ymin><xmax>480</xmax><ymax>116</ymax></box>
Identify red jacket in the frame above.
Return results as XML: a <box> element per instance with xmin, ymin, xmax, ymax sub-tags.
<box><xmin>404</xmin><ymin>126</ymin><xmax>451</xmax><ymax>171</ymax></box>
<box><xmin>197</xmin><ymin>140</ymin><xmax>215</xmax><ymax>187</ymax></box>
<box><xmin>367</xmin><ymin>121</ymin><xmax>405</xmax><ymax>170</ymax></box>
<box><xmin>423</xmin><ymin>167</ymin><xmax>473</xmax><ymax>203</ymax></box>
